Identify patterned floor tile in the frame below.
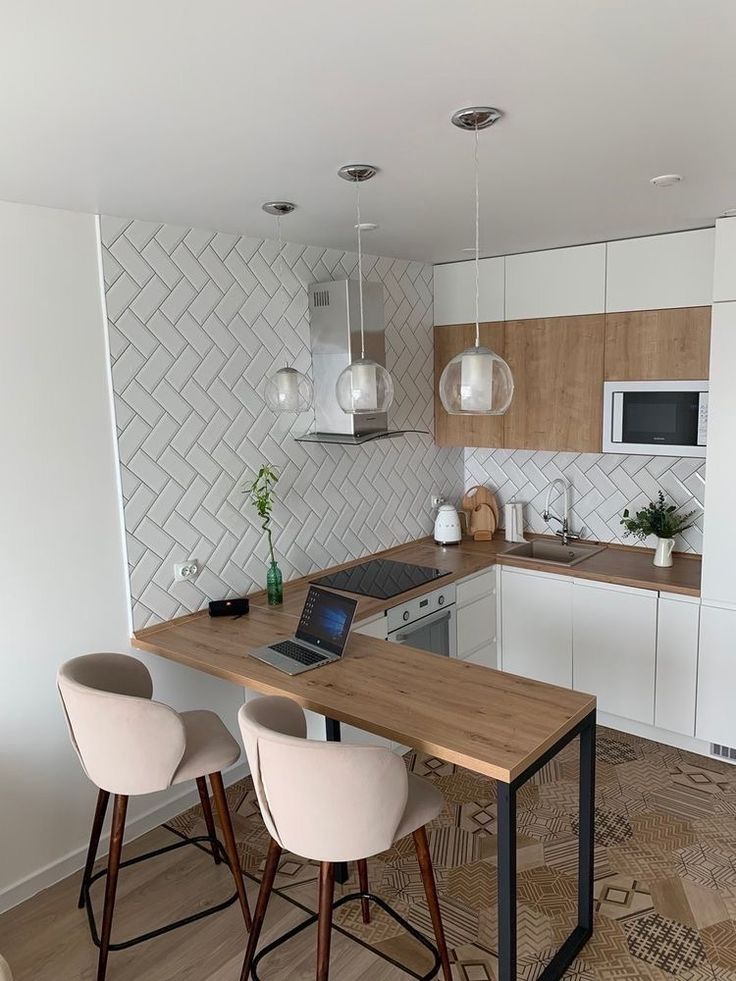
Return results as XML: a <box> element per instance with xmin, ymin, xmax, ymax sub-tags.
<box><xmin>624</xmin><ymin>912</ymin><xmax>707</xmax><ymax>973</ymax></box>
<box><xmin>162</xmin><ymin>730</ymin><xmax>736</xmax><ymax>981</ymax></box>
<box><xmin>595</xmin><ymin>874</ymin><xmax>654</xmax><ymax>922</ymax></box>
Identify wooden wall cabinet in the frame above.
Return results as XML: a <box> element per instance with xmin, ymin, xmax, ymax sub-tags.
<box><xmin>604</xmin><ymin>306</ymin><xmax>711</xmax><ymax>380</ymax></box>
<box><xmin>434</xmin><ymin>322</ymin><xmax>505</xmax><ymax>447</ymax></box>
<box><xmin>503</xmin><ymin>314</ymin><xmax>605</xmax><ymax>452</ymax></box>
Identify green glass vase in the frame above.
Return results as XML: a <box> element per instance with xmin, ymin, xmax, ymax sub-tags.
<box><xmin>266</xmin><ymin>560</ymin><xmax>283</xmax><ymax>606</ymax></box>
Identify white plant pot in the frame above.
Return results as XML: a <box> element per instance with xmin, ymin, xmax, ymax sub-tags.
<box><xmin>653</xmin><ymin>537</ymin><xmax>675</xmax><ymax>568</ymax></box>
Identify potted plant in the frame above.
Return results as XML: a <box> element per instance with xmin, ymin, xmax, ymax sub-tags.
<box><xmin>246</xmin><ymin>464</ymin><xmax>283</xmax><ymax>605</ymax></box>
<box><xmin>620</xmin><ymin>491</ymin><xmax>698</xmax><ymax>567</ymax></box>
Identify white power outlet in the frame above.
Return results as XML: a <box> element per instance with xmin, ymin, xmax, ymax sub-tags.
<box><xmin>174</xmin><ymin>560</ymin><xmax>199</xmax><ymax>582</ymax></box>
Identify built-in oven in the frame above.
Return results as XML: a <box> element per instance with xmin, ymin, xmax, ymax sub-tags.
<box><xmin>603</xmin><ymin>380</ymin><xmax>708</xmax><ymax>457</ymax></box>
<box><xmin>386</xmin><ymin>584</ymin><xmax>456</xmax><ymax>657</ymax></box>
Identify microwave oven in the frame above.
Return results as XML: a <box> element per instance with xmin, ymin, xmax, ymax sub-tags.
<box><xmin>602</xmin><ymin>380</ymin><xmax>708</xmax><ymax>457</ymax></box>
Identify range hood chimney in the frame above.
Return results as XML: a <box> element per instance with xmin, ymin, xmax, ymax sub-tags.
<box><xmin>295</xmin><ymin>278</ymin><xmax>428</xmax><ymax>444</ymax></box>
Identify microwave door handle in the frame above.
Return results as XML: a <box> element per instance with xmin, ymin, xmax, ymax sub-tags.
<box><xmin>393</xmin><ymin>607</ymin><xmax>453</xmax><ymax>642</ymax></box>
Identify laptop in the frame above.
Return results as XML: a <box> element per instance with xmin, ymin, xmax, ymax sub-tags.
<box><xmin>250</xmin><ymin>585</ymin><xmax>359</xmax><ymax>676</ymax></box>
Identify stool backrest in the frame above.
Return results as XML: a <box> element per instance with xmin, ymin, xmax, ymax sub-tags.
<box><xmin>57</xmin><ymin>653</ymin><xmax>187</xmax><ymax>795</ymax></box>
<box><xmin>239</xmin><ymin>696</ymin><xmax>409</xmax><ymax>862</ymax></box>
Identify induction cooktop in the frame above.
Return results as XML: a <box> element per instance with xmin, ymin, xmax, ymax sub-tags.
<box><xmin>311</xmin><ymin>559</ymin><xmax>450</xmax><ymax>600</ymax></box>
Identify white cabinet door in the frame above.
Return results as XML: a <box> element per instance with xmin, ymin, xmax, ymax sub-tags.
<box><xmin>606</xmin><ymin>229</ymin><xmax>714</xmax><ymax>312</ymax></box>
<box><xmin>696</xmin><ymin>604</ymin><xmax>736</xmax><ymax>745</ymax></box>
<box><xmin>505</xmin><ymin>244</ymin><xmax>606</xmax><ymax>320</ymax></box>
<box><xmin>655</xmin><ymin>594</ymin><xmax>700</xmax><ymax>736</ymax></box>
<box><xmin>433</xmin><ymin>257</ymin><xmax>504</xmax><ymax>325</ymax></box>
<box><xmin>501</xmin><ymin>567</ymin><xmax>573</xmax><ymax>687</ymax></box>
<box><xmin>702</xmin><ymin>302</ymin><xmax>736</xmax><ymax>606</ymax></box>
<box><xmin>456</xmin><ymin>568</ymin><xmax>496</xmax><ymax>662</ymax></box>
<box><xmin>573</xmin><ymin>580</ymin><xmax>657</xmax><ymax>724</ymax></box>
<box><xmin>465</xmin><ymin>645</ymin><xmax>496</xmax><ymax>669</ymax></box>
<box><xmin>353</xmin><ymin>613</ymin><xmax>388</xmax><ymax>640</ymax></box>
<box><xmin>713</xmin><ymin>217</ymin><xmax>736</xmax><ymax>303</ymax></box>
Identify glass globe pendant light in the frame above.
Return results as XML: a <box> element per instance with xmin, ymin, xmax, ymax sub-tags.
<box><xmin>439</xmin><ymin>108</ymin><xmax>514</xmax><ymax>416</ymax></box>
<box><xmin>262</xmin><ymin>201</ymin><xmax>314</xmax><ymax>414</ymax></box>
<box><xmin>335</xmin><ymin>165</ymin><xmax>394</xmax><ymax>415</ymax></box>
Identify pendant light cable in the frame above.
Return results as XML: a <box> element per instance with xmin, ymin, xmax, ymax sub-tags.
<box><xmin>355</xmin><ymin>180</ymin><xmax>366</xmax><ymax>359</ymax></box>
<box><xmin>474</xmin><ymin>121</ymin><xmax>480</xmax><ymax>349</ymax></box>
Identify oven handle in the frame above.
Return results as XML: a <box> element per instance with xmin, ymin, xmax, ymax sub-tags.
<box><xmin>391</xmin><ymin>606</ymin><xmax>454</xmax><ymax>642</ymax></box>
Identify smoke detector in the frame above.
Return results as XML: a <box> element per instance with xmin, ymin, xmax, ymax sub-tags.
<box><xmin>650</xmin><ymin>174</ymin><xmax>683</xmax><ymax>188</ymax></box>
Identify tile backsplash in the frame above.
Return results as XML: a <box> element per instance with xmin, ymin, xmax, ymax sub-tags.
<box><xmin>465</xmin><ymin>448</ymin><xmax>705</xmax><ymax>553</ymax></box>
<box><xmin>101</xmin><ymin>216</ymin><xmax>461</xmax><ymax>629</ymax></box>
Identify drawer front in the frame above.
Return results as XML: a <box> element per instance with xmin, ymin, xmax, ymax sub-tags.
<box><xmin>457</xmin><ymin>594</ymin><xmax>495</xmax><ymax>658</ymax></box>
<box><xmin>457</xmin><ymin>568</ymin><xmax>496</xmax><ymax>608</ymax></box>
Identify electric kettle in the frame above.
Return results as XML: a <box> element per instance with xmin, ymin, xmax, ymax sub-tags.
<box><xmin>434</xmin><ymin>503</ymin><xmax>462</xmax><ymax>545</ymax></box>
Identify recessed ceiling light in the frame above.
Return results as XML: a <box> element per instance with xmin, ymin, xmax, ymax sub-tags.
<box><xmin>721</xmin><ymin>208</ymin><xmax>736</xmax><ymax>218</ymax></box>
<box><xmin>355</xmin><ymin>222</ymin><xmax>378</xmax><ymax>231</ymax></box>
<box><xmin>650</xmin><ymin>174</ymin><xmax>683</xmax><ymax>188</ymax></box>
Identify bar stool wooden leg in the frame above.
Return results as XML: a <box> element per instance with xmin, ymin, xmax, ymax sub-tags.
<box><xmin>317</xmin><ymin>862</ymin><xmax>335</xmax><ymax>981</ymax></box>
<box><xmin>413</xmin><ymin>826</ymin><xmax>453</xmax><ymax>981</ymax></box>
<box><xmin>97</xmin><ymin>794</ymin><xmax>128</xmax><ymax>981</ymax></box>
<box><xmin>196</xmin><ymin>777</ymin><xmax>221</xmax><ymax>865</ymax></box>
<box><xmin>357</xmin><ymin>859</ymin><xmax>371</xmax><ymax>924</ymax></box>
<box><xmin>209</xmin><ymin>771</ymin><xmax>252</xmax><ymax>930</ymax></box>
<box><xmin>239</xmin><ymin>837</ymin><xmax>282</xmax><ymax>981</ymax></box>
<box><xmin>78</xmin><ymin>788</ymin><xmax>110</xmax><ymax>908</ymax></box>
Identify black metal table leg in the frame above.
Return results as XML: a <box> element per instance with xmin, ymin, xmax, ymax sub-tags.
<box><xmin>325</xmin><ymin>717</ymin><xmax>349</xmax><ymax>885</ymax></box>
<box><xmin>496</xmin><ymin>709</ymin><xmax>596</xmax><ymax>981</ymax></box>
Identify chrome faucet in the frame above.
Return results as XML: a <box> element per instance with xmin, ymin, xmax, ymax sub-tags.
<box><xmin>542</xmin><ymin>478</ymin><xmax>579</xmax><ymax>546</ymax></box>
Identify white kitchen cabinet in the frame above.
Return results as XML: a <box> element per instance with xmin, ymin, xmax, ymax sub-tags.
<box><xmin>655</xmin><ymin>593</ymin><xmax>700</xmax><ymax>736</ymax></box>
<box><xmin>456</xmin><ymin>568</ymin><xmax>496</xmax><ymax>666</ymax></box>
<box><xmin>606</xmin><ymin>229</ymin><xmax>714</xmax><ymax>312</ymax></box>
<box><xmin>713</xmin><ymin>217</ymin><xmax>736</xmax><ymax>302</ymax></box>
<box><xmin>701</xmin><ymin>302</ymin><xmax>736</xmax><ymax>606</ymax></box>
<box><xmin>352</xmin><ymin>612</ymin><xmax>388</xmax><ymax>640</ymax></box>
<box><xmin>465</xmin><ymin>646</ymin><xmax>496</xmax><ymax>669</ymax></box>
<box><xmin>501</xmin><ymin>567</ymin><xmax>573</xmax><ymax>687</ymax></box>
<box><xmin>696</xmin><ymin>603</ymin><xmax>736</xmax><ymax>746</ymax></box>
<box><xmin>504</xmin><ymin>243</ymin><xmax>606</xmax><ymax>320</ymax></box>
<box><xmin>573</xmin><ymin>580</ymin><xmax>657</xmax><ymax>724</ymax></box>
<box><xmin>433</xmin><ymin>257</ymin><xmax>505</xmax><ymax>325</ymax></box>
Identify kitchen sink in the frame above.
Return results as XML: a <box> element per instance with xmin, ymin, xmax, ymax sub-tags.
<box><xmin>503</xmin><ymin>540</ymin><xmax>606</xmax><ymax>567</ymax></box>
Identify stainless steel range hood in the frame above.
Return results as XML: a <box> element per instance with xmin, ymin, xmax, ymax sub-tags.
<box><xmin>295</xmin><ymin>278</ymin><xmax>428</xmax><ymax>444</ymax></box>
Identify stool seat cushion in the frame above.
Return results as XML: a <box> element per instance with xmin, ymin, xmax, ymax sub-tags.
<box><xmin>393</xmin><ymin>773</ymin><xmax>444</xmax><ymax>843</ymax></box>
<box><xmin>172</xmin><ymin>711</ymin><xmax>241</xmax><ymax>786</ymax></box>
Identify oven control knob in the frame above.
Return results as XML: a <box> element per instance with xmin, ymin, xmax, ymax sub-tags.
<box><xmin>403</xmin><ymin>611</ymin><xmax>410</xmax><ymax>621</ymax></box>
<box><xmin>438</xmin><ymin>594</ymin><xmax>445</xmax><ymax>606</ymax></box>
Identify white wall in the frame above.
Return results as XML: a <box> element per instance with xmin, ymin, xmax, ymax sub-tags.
<box><xmin>0</xmin><ymin>201</ymin><xmax>245</xmax><ymax>912</ymax></box>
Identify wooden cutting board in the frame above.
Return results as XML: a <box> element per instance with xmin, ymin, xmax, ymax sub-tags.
<box><xmin>463</xmin><ymin>485</ymin><xmax>499</xmax><ymax>541</ymax></box>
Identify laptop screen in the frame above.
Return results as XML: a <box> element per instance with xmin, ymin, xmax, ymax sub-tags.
<box><xmin>296</xmin><ymin>586</ymin><xmax>358</xmax><ymax>657</ymax></box>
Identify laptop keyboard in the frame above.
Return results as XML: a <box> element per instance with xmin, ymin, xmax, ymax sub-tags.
<box><xmin>270</xmin><ymin>640</ymin><xmax>327</xmax><ymax>666</ymax></box>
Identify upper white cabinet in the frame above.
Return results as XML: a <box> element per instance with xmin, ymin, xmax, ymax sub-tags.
<box><xmin>433</xmin><ymin>257</ymin><xmax>504</xmax><ymax>325</ymax></box>
<box><xmin>701</xmin><ymin>301</ymin><xmax>736</xmax><ymax>606</ymax></box>
<box><xmin>696</xmin><ymin>603</ymin><xmax>736</xmax><ymax>746</ymax></box>
<box><xmin>713</xmin><ymin>217</ymin><xmax>736</xmax><ymax>302</ymax></box>
<box><xmin>572</xmin><ymin>580</ymin><xmax>658</xmax><ymax>725</ymax></box>
<box><xmin>505</xmin><ymin>244</ymin><xmax>606</xmax><ymax>320</ymax></box>
<box><xmin>501</xmin><ymin>567</ymin><xmax>573</xmax><ymax>687</ymax></box>
<box><xmin>655</xmin><ymin>593</ymin><xmax>699</xmax><ymax>736</ymax></box>
<box><xmin>606</xmin><ymin>229</ymin><xmax>715</xmax><ymax>313</ymax></box>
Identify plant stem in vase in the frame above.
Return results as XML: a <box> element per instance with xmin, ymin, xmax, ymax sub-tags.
<box><xmin>245</xmin><ymin>464</ymin><xmax>283</xmax><ymax>606</ymax></box>
<box><xmin>620</xmin><ymin>491</ymin><xmax>698</xmax><ymax>568</ymax></box>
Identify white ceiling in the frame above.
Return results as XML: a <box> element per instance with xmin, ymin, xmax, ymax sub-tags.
<box><xmin>3</xmin><ymin>1</ymin><xmax>736</xmax><ymax>263</ymax></box>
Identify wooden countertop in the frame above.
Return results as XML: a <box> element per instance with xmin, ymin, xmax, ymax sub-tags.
<box><xmin>241</xmin><ymin>533</ymin><xmax>701</xmax><ymax>622</ymax></box>
<box><xmin>134</xmin><ymin>606</ymin><xmax>595</xmax><ymax>783</ymax></box>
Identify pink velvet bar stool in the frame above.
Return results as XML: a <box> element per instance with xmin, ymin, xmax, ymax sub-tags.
<box><xmin>237</xmin><ymin>695</ymin><xmax>453</xmax><ymax>981</ymax></box>
<box><xmin>57</xmin><ymin>653</ymin><xmax>251</xmax><ymax>981</ymax></box>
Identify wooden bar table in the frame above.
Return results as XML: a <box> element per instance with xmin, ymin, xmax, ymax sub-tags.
<box><xmin>135</xmin><ymin>605</ymin><xmax>596</xmax><ymax>981</ymax></box>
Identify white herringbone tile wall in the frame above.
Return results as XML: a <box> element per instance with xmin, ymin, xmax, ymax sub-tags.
<box><xmin>100</xmin><ymin>216</ymin><xmax>461</xmax><ymax>629</ymax></box>
<box><xmin>465</xmin><ymin>448</ymin><xmax>705</xmax><ymax>553</ymax></box>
